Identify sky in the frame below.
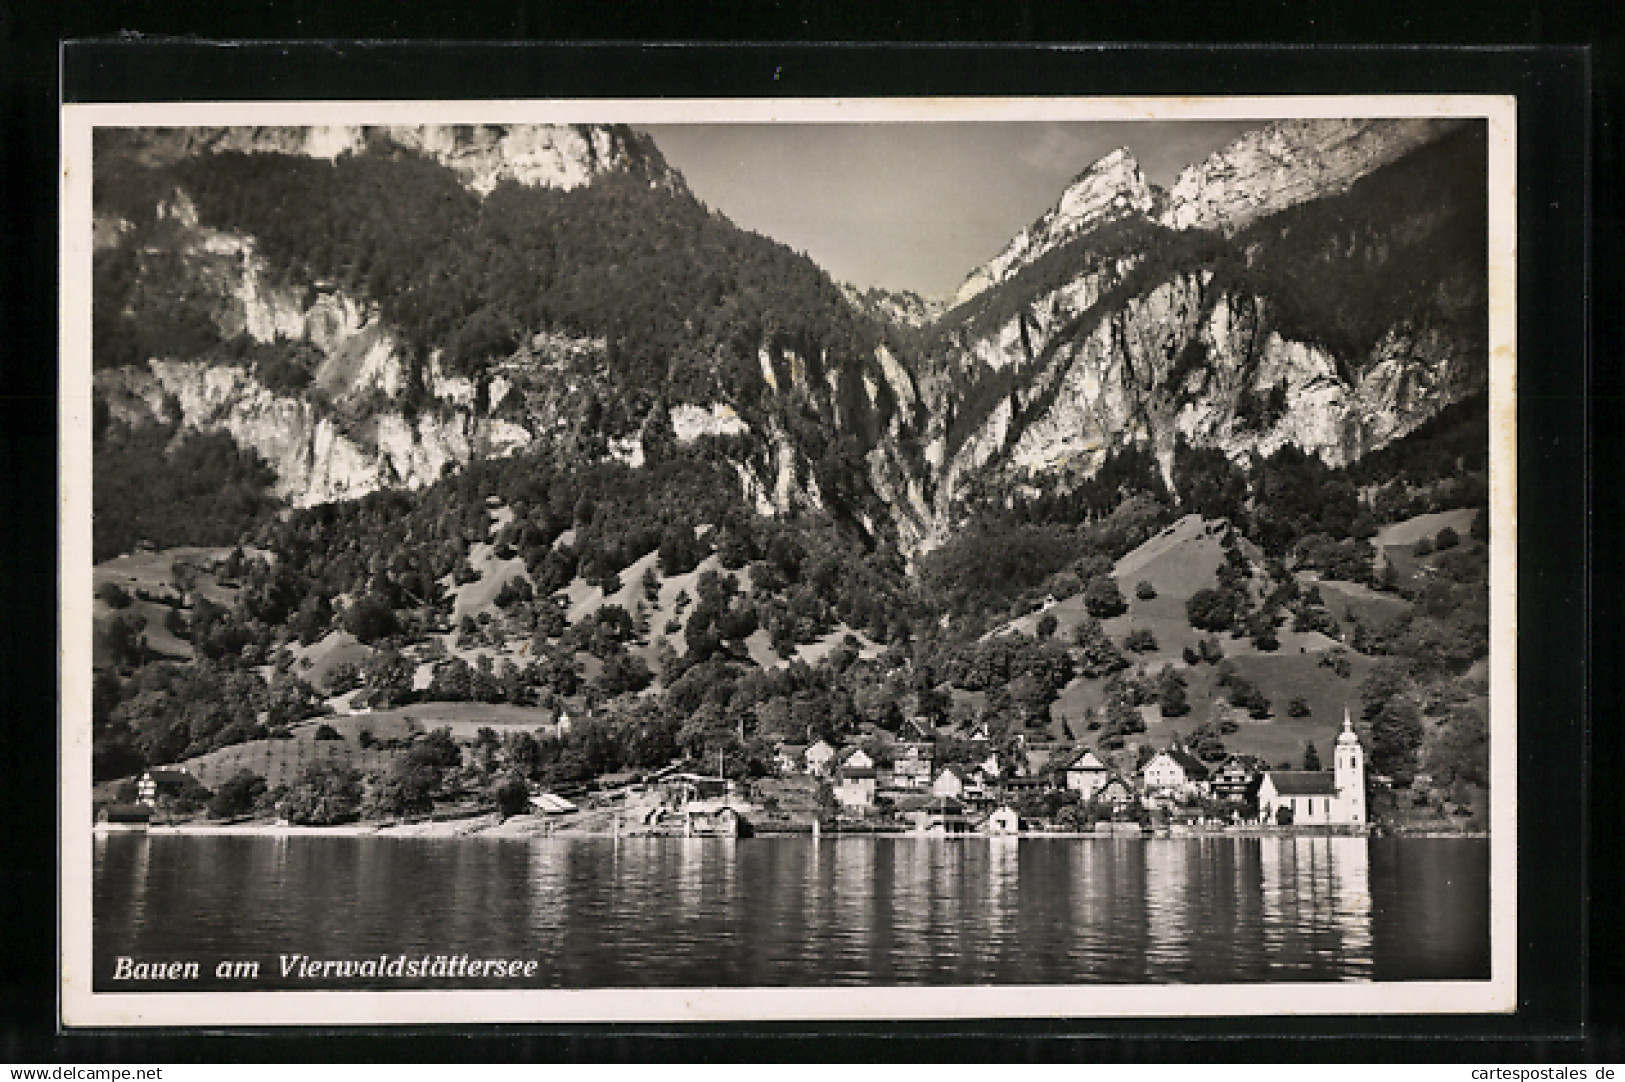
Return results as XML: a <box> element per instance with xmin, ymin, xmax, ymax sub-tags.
<box><xmin>641</xmin><ymin>121</ymin><xmax>1258</xmax><ymax>299</ymax></box>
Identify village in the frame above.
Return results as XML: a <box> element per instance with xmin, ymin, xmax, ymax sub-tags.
<box><xmin>732</xmin><ymin>706</ymin><xmax>1370</xmax><ymax>836</ymax></box>
<box><xmin>98</xmin><ymin>705</ymin><xmax>1391</xmax><ymax>839</ymax></box>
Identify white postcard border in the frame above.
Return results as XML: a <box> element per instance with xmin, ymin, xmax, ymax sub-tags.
<box><xmin>59</xmin><ymin>93</ymin><xmax>1519</xmax><ymax>1027</ymax></box>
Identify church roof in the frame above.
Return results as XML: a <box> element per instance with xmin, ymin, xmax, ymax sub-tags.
<box><xmin>1265</xmin><ymin>771</ymin><xmax>1339</xmax><ymax>796</ymax></box>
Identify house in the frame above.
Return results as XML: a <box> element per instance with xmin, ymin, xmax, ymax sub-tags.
<box><xmin>932</xmin><ymin>765</ymin><xmax>967</xmax><ymax>800</ymax></box>
<box><xmin>834</xmin><ymin>766</ymin><xmax>877</xmax><ymax>812</ymax></box>
<box><xmin>1257</xmin><ymin>713</ymin><xmax>1367</xmax><ymax>826</ymax></box>
<box><xmin>1140</xmin><ymin>747</ymin><xmax>1211</xmax><ymax>799</ymax></box>
<box><xmin>137</xmin><ymin>767</ymin><xmax>209</xmax><ymax>809</ymax></box>
<box><xmin>804</xmin><ymin>739</ymin><xmax>838</xmax><ymax>777</ymax></box>
<box><xmin>960</xmin><ymin>768</ymin><xmax>995</xmax><ymax>806</ymax></box>
<box><xmin>656</xmin><ymin>772</ymin><xmax>730</xmax><ymax>808</ymax></box>
<box><xmin>1210</xmin><ymin>757</ymin><xmax>1261</xmax><ymax>805</ymax></box>
<box><xmin>889</xmin><ymin>743</ymin><xmax>934</xmax><ymax>790</ymax></box>
<box><xmin>911</xmin><ymin>796</ymin><xmax>971</xmax><ymax>835</ymax></box>
<box><xmin>838</xmin><ymin>746</ymin><xmax>876</xmax><ymax>772</ymax></box>
<box><xmin>996</xmin><ymin>776</ymin><xmax>1047</xmax><ymax>812</ymax></box>
<box><xmin>986</xmin><ymin>806</ymin><xmax>1022</xmax><ymax>835</ymax></box>
<box><xmin>1064</xmin><ymin>749</ymin><xmax>1112</xmax><ymax>799</ymax></box>
<box><xmin>773</xmin><ymin>743</ymin><xmax>807</xmax><ymax>776</ymax></box>
<box><xmin>683</xmin><ymin>799</ymin><xmax>753</xmax><ymax>837</ymax></box>
<box><xmin>977</xmin><ymin>752</ymin><xmax>1002</xmax><ymax>780</ymax></box>
<box><xmin>1096</xmin><ymin>775</ymin><xmax>1136</xmax><ymax>807</ymax></box>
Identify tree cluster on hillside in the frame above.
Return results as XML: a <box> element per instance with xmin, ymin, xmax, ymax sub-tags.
<box><xmin>93</xmin><ymin>419</ymin><xmax>278</xmax><ymax>563</ymax></box>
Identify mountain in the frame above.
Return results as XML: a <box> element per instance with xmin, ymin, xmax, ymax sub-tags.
<box><xmin>92</xmin><ymin>124</ymin><xmax>935</xmax><ymax>552</ymax></box>
<box><xmin>915</xmin><ymin>120</ymin><xmax>1486</xmax><ymax>536</ymax></box>
<box><xmin>840</xmin><ymin>283</ymin><xmax>948</xmax><ymax>329</ymax></box>
<box><xmin>99</xmin><ymin>123</ymin><xmax>686</xmax><ymax>197</ymax></box>
<box><xmin>953</xmin><ymin>147</ymin><xmax>1155</xmax><ymax>307</ymax></box>
<box><xmin>92</xmin><ymin>118</ymin><xmax>1486</xmax><ymax>560</ymax></box>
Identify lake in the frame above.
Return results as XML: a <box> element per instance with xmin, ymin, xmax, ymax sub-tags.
<box><xmin>93</xmin><ymin>833</ymin><xmax>1488</xmax><ymax>990</ymax></box>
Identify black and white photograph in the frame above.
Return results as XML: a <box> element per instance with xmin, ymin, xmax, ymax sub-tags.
<box><xmin>59</xmin><ymin>95</ymin><xmax>1517</xmax><ymax>1025</ymax></box>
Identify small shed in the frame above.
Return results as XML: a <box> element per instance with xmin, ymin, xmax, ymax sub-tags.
<box><xmin>95</xmin><ymin>804</ymin><xmax>152</xmax><ymax>831</ymax></box>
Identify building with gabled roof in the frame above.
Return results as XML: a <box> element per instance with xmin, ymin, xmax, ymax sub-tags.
<box><xmin>1210</xmin><ymin>756</ymin><xmax>1262</xmax><ymax>804</ymax></box>
<box><xmin>931</xmin><ymin>764</ymin><xmax>967</xmax><ymax>800</ymax></box>
<box><xmin>1256</xmin><ymin>711</ymin><xmax>1367</xmax><ymax>826</ymax></box>
<box><xmin>1141</xmin><ymin>746</ymin><xmax>1211</xmax><ymax>799</ymax></box>
<box><xmin>833</xmin><ymin>764</ymin><xmax>878</xmax><ymax>812</ymax></box>
<box><xmin>837</xmin><ymin>745</ymin><xmax>876</xmax><ymax>772</ymax></box>
<box><xmin>804</xmin><ymin>739</ymin><xmax>838</xmax><ymax>777</ymax></box>
<box><xmin>911</xmin><ymin>795</ymin><xmax>971</xmax><ymax>835</ymax></box>
<box><xmin>1096</xmin><ymin>774</ymin><xmax>1136</xmax><ymax>807</ymax></box>
<box><xmin>1065</xmin><ymin>749</ymin><xmax>1113</xmax><ymax>799</ymax></box>
<box><xmin>986</xmin><ymin>806</ymin><xmax>1021</xmax><ymax>835</ymax></box>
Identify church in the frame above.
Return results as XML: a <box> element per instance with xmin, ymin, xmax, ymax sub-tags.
<box><xmin>1256</xmin><ymin>710</ymin><xmax>1367</xmax><ymax>826</ymax></box>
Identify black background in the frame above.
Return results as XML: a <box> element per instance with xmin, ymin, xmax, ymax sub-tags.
<box><xmin>1</xmin><ymin>9</ymin><xmax>1609</xmax><ymax>1065</ymax></box>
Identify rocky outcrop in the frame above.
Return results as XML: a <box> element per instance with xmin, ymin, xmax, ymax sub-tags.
<box><xmin>97</xmin><ymin>359</ymin><xmax>533</xmax><ymax>507</ymax></box>
<box><xmin>930</xmin><ymin>263</ymin><xmax>1483</xmax><ymax>526</ymax></box>
<box><xmin>1158</xmin><ymin>118</ymin><xmax>1465</xmax><ymax>234</ymax></box>
<box><xmin>954</xmin><ymin>148</ymin><xmax>1154</xmax><ymax>306</ymax></box>
<box><xmin>841</xmin><ymin>284</ymin><xmax>948</xmax><ymax>329</ymax></box>
<box><xmin>100</xmin><ymin>123</ymin><xmax>684</xmax><ymax>198</ymax></box>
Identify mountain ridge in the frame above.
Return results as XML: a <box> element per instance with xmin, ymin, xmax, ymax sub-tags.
<box><xmin>96</xmin><ymin>123</ymin><xmax>686</xmax><ymax>198</ymax></box>
<box><xmin>92</xmin><ymin>119</ymin><xmax>1488</xmax><ymax>558</ymax></box>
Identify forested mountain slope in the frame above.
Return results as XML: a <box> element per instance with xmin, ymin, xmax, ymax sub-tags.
<box><xmin>89</xmin><ymin>120</ymin><xmax>1492</xmax><ymax>816</ymax></box>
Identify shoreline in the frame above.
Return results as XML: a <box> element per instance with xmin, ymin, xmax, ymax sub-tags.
<box><xmin>100</xmin><ymin>816</ymin><xmax>1489</xmax><ymax>841</ymax></box>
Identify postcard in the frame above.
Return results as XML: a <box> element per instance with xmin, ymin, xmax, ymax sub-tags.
<box><xmin>60</xmin><ymin>92</ymin><xmax>1517</xmax><ymax>1026</ymax></box>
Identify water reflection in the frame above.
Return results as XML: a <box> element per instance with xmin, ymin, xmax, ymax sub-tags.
<box><xmin>93</xmin><ymin>834</ymin><xmax>1486</xmax><ymax>990</ymax></box>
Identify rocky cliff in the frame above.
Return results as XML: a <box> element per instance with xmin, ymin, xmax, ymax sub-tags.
<box><xmin>93</xmin><ymin>118</ymin><xmax>1487</xmax><ymax>557</ymax></box>
<box><xmin>1157</xmin><ymin>118</ymin><xmax>1466</xmax><ymax>234</ymax></box>
<box><xmin>98</xmin><ymin>123</ymin><xmax>683</xmax><ymax>198</ymax></box>
<box><xmin>913</xmin><ymin>119</ymin><xmax>1486</xmax><ymax>537</ymax></box>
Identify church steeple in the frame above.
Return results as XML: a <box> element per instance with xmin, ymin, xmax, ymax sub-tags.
<box><xmin>1334</xmin><ymin>704</ymin><xmax>1366</xmax><ymax>824</ymax></box>
<box><xmin>1337</xmin><ymin>705</ymin><xmax>1360</xmax><ymax>745</ymax></box>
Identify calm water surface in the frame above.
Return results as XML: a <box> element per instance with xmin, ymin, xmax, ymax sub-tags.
<box><xmin>93</xmin><ymin>834</ymin><xmax>1488</xmax><ymax>989</ymax></box>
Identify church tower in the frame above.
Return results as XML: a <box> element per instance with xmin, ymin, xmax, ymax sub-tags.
<box><xmin>1335</xmin><ymin>706</ymin><xmax>1366</xmax><ymax>824</ymax></box>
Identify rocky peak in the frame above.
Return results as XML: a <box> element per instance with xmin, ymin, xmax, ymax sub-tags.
<box><xmin>382</xmin><ymin>124</ymin><xmax>685</xmax><ymax>197</ymax></box>
<box><xmin>1157</xmin><ymin>118</ymin><xmax>1466</xmax><ymax>234</ymax></box>
<box><xmin>953</xmin><ymin>146</ymin><xmax>1154</xmax><ymax>307</ymax></box>
<box><xmin>98</xmin><ymin>123</ymin><xmax>685</xmax><ymax>198</ymax></box>
<box><xmin>840</xmin><ymin>283</ymin><xmax>948</xmax><ymax>329</ymax></box>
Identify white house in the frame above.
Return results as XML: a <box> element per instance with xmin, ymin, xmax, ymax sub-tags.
<box><xmin>1064</xmin><ymin>749</ymin><xmax>1112</xmax><ymax>799</ymax></box>
<box><xmin>834</xmin><ymin>766</ymin><xmax>877</xmax><ymax>811</ymax></box>
<box><xmin>1257</xmin><ymin>712</ymin><xmax>1367</xmax><ymax>826</ymax></box>
<box><xmin>1141</xmin><ymin>747</ymin><xmax>1210</xmax><ymax>799</ymax></box>
<box><xmin>804</xmin><ymin>739</ymin><xmax>838</xmax><ymax>777</ymax></box>
<box><xmin>932</xmin><ymin>765</ymin><xmax>967</xmax><ymax>800</ymax></box>
<box><xmin>838</xmin><ymin>746</ymin><xmax>876</xmax><ymax>772</ymax></box>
